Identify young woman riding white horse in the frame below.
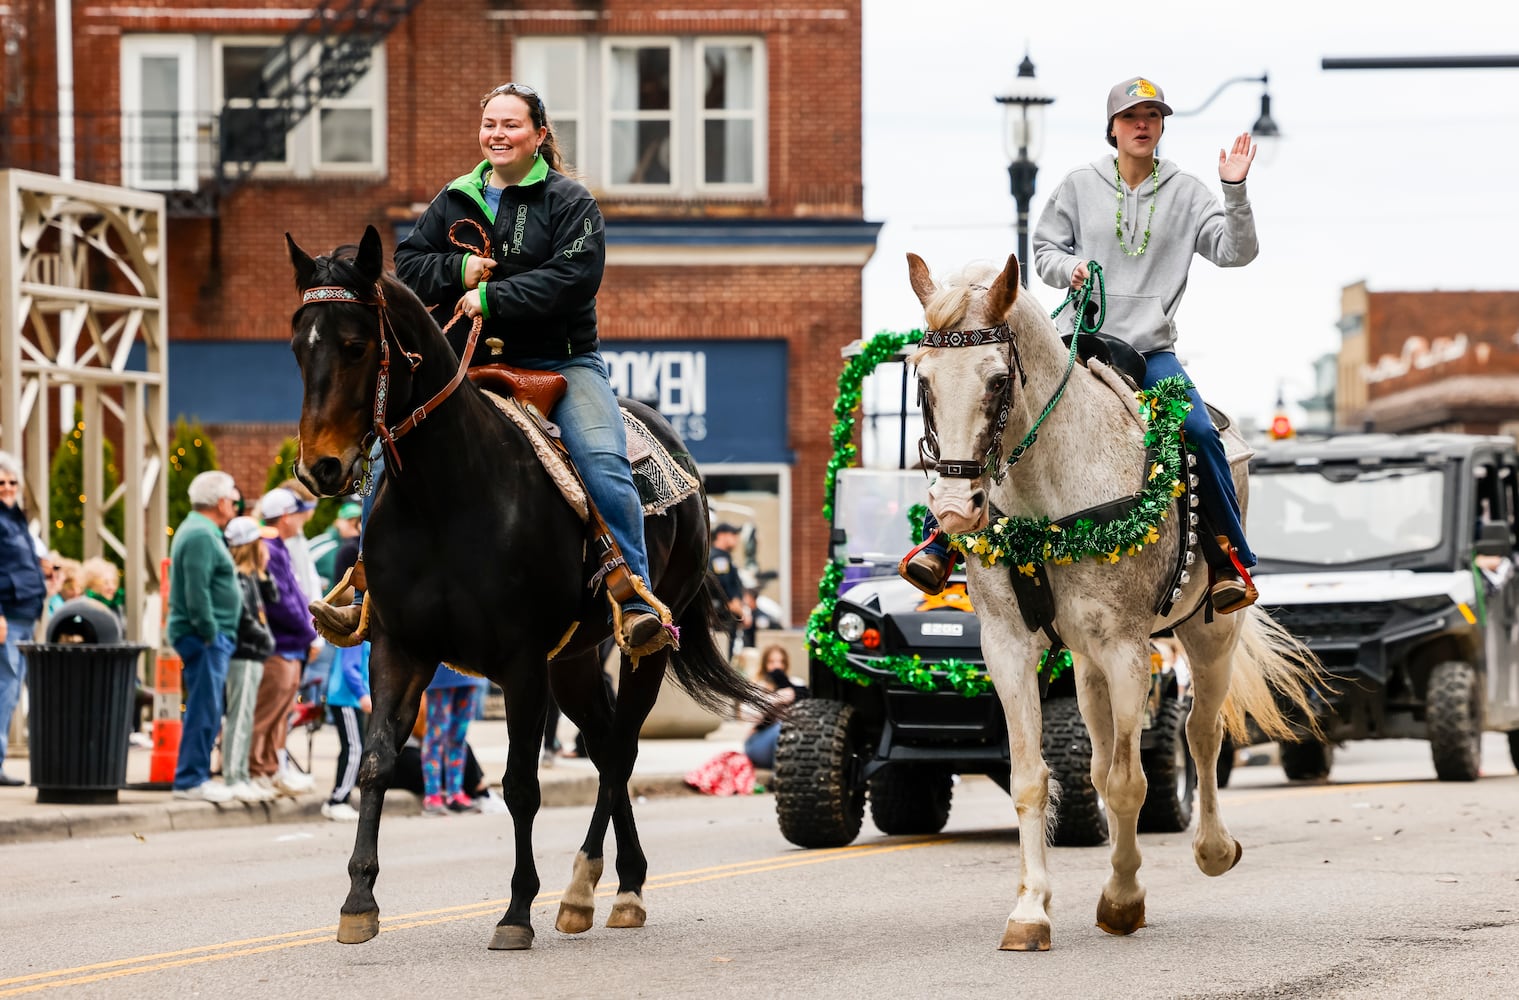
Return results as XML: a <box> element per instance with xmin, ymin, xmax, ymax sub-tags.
<box><xmin>903</xmin><ymin>76</ymin><xmax>1259</xmax><ymax>618</ymax></box>
<box><xmin>906</xmin><ymin>247</ymin><xmax>1321</xmax><ymax>951</ymax></box>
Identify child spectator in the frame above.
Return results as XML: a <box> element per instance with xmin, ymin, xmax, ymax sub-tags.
<box><xmin>223</xmin><ymin>516</ymin><xmax>277</xmax><ymax>802</ymax></box>
<box><xmin>323</xmin><ymin>641</ymin><xmax>370</xmax><ymax>821</ymax></box>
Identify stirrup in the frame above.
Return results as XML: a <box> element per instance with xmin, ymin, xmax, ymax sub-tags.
<box><xmin>608</xmin><ymin>575</ymin><xmax>679</xmax><ymax>662</ymax></box>
<box><xmin>898</xmin><ymin>531</ymin><xmax>953</xmax><ymax>596</ymax></box>
<box><xmin>309</xmin><ymin>561</ymin><xmax>370</xmax><ymax>647</ymax></box>
<box><xmin>1209</xmin><ymin>535</ymin><xmax>1258</xmax><ymax>615</ymax></box>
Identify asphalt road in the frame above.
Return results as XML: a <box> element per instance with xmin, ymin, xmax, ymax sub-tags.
<box><xmin>4</xmin><ymin>735</ymin><xmax>1516</xmax><ymax>1000</ymax></box>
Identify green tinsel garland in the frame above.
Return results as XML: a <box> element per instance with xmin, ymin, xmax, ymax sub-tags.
<box><xmin>948</xmin><ymin>376</ymin><xmax>1193</xmax><ymax>572</ymax></box>
<box><xmin>807</xmin><ymin>329</ymin><xmax>994</xmax><ymax>699</ymax></box>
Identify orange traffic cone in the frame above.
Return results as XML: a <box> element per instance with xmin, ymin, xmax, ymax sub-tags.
<box><xmin>148</xmin><ymin>650</ymin><xmax>183</xmax><ymax>784</ymax></box>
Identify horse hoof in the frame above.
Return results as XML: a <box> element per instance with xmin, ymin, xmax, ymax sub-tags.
<box><xmin>556</xmin><ymin>903</ymin><xmax>595</xmax><ymax>935</ymax></box>
<box><xmin>336</xmin><ymin>910</ymin><xmax>379</xmax><ymax>944</ymax></box>
<box><xmin>606</xmin><ymin>894</ymin><xmax>646</xmax><ymax>929</ymax></box>
<box><xmin>998</xmin><ymin>921</ymin><xmax>1051</xmax><ymax>952</ymax></box>
<box><xmin>488</xmin><ymin>924</ymin><xmax>535</xmax><ymax>951</ymax></box>
<box><xmin>1095</xmin><ymin>894</ymin><xmax>1146</xmax><ymax>936</ymax></box>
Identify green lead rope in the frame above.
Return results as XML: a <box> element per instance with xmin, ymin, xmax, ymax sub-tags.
<box><xmin>1003</xmin><ymin>260</ymin><xmax>1106</xmax><ymax>472</ymax></box>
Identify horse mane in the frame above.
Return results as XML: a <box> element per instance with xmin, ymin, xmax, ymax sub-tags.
<box><xmin>910</xmin><ymin>261</ymin><xmax>1032</xmax><ymax>366</ymax></box>
<box><xmin>308</xmin><ymin>245</ymin><xmax>451</xmax><ymax>357</ymax></box>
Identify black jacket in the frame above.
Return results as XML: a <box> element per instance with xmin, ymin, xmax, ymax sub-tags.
<box><xmin>233</xmin><ymin>570</ymin><xmax>277</xmax><ymax>662</ymax></box>
<box><xmin>394</xmin><ymin>160</ymin><xmax>605</xmax><ymax>365</ymax></box>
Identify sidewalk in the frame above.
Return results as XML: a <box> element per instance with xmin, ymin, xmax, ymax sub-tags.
<box><xmin>0</xmin><ymin>716</ymin><xmax>764</xmax><ymax>847</ymax></box>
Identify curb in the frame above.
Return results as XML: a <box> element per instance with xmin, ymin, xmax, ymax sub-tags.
<box><xmin>0</xmin><ymin>770</ymin><xmax>771</xmax><ymax>847</ymax></box>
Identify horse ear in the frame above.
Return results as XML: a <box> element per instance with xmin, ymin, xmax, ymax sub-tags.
<box><xmin>986</xmin><ymin>254</ymin><xmax>1021</xmax><ymax>320</ymax></box>
<box><xmin>356</xmin><ymin>225</ymin><xmax>385</xmax><ymax>284</ymax></box>
<box><xmin>906</xmin><ymin>253</ymin><xmax>936</xmax><ymax>307</ymax></box>
<box><xmin>286</xmin><ymin>233</ymin><xmax>317</xmax><ymax>291</ymax></box>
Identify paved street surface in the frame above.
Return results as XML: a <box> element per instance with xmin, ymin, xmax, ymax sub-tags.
<box><xmin>3</xmin><ymin>735</ymin><xmax>1516</xmax><ymax>999</ymax></box>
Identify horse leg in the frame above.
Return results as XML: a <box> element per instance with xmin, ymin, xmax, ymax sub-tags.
<box><xmin>1075</xmin><ymin>665</ymin><xmax>1116</xmax><ymax>803</ymax></box>
<box><xmin>599</xmin><ymin>648</ymin><xmax>668</xmax><ymax>929</ymax></box>
<box><xmin>1175</xmin><ymin>614</ymin><xmax>1246</xmax><ymax>876</ymax></box>
<box><xmin>489</xmin><ymin>662</ymin><xmax>550</xmax><ymax>951</ymax></box>
<box><xmin>545</xmin><ymin>649</ymin><xmax>616</xmax><ymax>934</ymax></box>
<box><xmin>1089</xmin><ymin>640</ymin><xmax>1153</xmax><ymax>936</ymax></box>
<box><xmin>978</xmin><ymin>611</ymin><xmax>1053</xmax><ymax>951</ymax></box>
<box><xmin>339</xmin><ymin>637</ymin><xmax>430</xmax><ymax>944</ymax></box>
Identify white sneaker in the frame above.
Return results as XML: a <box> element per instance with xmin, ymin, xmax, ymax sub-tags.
<box><xmin>227</xmin><ymin>781</ymin><xmax>269</xmax><ymax>803</ymax></box>
<box><xmin>476</xmin><ymin>790</ymin><xmax>510</xmax><ymax>815</ymax></box>
<box><xmin>173</xmin><ymin>780</ymin><xmax>234</xmax><ymax>803</ymax></box>
<box><xmin>321</xmin><ymin>801</ymin><xmax>361</xmax><ymax>822</ymax></box>
<box><xmin>274</xmin><ymin>770</ymin><xmax>315</xmax><ymax>797</ymax></box>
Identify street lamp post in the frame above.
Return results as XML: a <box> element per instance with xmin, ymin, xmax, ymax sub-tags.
<box><xmin>995</xmin><ymin>54</ymin><xmax>1054</xmax><ymax>287</ymax></box>
<box><xmin>1174</xmin><ymin>73</ymin><xmax>1281</xmax><ymax>156</ymax></box>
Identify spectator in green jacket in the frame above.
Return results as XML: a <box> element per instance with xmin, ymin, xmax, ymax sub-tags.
<box><xmin>166</xmin><ymin>470</ymin><xmax>243</xmax><ymax>803</ymax></box>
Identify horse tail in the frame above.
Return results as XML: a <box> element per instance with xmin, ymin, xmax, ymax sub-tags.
<box><xmin>663</xmin><ymin>575</ymin><xmax>771</xmax><ymax>716</ymax></box>
<box><xmin>1220</xmin><ymin>605</ymin><xmax>1330</xmax><ymax>743</ymax></box>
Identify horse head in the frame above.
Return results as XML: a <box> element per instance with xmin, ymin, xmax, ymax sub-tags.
<box><xmin>286</xmin><ymin>225</ymin><xmax>434</xmax><ymax>497</ymax></box>
<box><xmin>907</xmin><ymin>251</ymin><xmax>1031</xmax><ymax>535</ymax></box>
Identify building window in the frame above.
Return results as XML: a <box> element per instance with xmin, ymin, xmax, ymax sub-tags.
<box><xmin>120</xmin><ymin>35</ymin><xmax>199</xmax><ymax>190</ymax></box>
<box><xmin>120</xmin><ymin>33</ymin><xmax>386</xmax><ymax>192</ymax></box>
<box><xmin>516</xmin><ymin>35</ymin><xmax>765</xmax><ymax>198</ymax></box>
<box><xmin>216</xmin><ymin>38</ymin><xmax>386</xmax><ymax>177</ymax></box>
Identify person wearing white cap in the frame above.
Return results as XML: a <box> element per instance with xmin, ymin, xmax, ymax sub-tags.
<box><xmin>221</xmin><ymin>516</ymin><xmax>278</xmax><ymax>802</ymax></box>
<box><xmin>1026</xmin><ymin>75</ymin><xmax>1261</xmax><ymax>614</ymax></box>
<box><xmin>247</xmin><ymin>488</ymin><xmax>320</xmax><ymax>796</ymax></box>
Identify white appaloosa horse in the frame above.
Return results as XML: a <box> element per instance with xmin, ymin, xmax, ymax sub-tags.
<box><xmin>906</xmin><ymin>251</ymin><xmax>1320</xmax><ymax>951</ymax></box>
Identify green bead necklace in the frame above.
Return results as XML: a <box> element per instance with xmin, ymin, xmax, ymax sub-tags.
<box><xmin>1114</xmin><ymin>159</ymin><xmax>1159</xmax><ymax>257</ymax></box>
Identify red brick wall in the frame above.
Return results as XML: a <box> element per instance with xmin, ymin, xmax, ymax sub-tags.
<box><xmin>24</xmin><ymin>0</ymin><xmax>868</xmax><ymax>623</ymax></box>
<box><xmin>1364</xmin><ymin>291</ymin><xmax>1519</xmax><ymax>399</ymax></box>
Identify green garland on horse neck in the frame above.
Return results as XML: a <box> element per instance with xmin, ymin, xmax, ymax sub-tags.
<box><xmin>807</xmin><ymin>324</ymin><xmax>1193</xmax><ymax>700</ymax></box>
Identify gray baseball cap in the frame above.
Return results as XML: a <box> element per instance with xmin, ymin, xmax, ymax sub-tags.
<box><xmin>1106</xmin><ymin>77</ymin><xmax>1173</xmax><ymax>119</ymax></box>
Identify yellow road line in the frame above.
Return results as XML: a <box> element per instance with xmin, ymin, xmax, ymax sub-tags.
<box><xmin>2</xmin><ymin>837</ymin><xmax>948</xmax><ymax>996</ymax></box>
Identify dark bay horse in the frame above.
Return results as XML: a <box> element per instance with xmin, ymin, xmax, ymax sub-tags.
<box><xmin>286</xmin><ymin>225</ymin><xmax>763</xmax><ymax>950</ymax></box>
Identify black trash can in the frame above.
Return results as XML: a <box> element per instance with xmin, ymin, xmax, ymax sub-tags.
<box><xmin>21</xmin><ymin>598</ymin><xmax>149</xmax><ymax>804</ymax></box>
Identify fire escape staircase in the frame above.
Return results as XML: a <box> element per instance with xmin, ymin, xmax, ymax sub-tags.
<box><xmin>172</xmin><ymin>0</ymin><xmax>420</xmax><ymax>216</ymax></box>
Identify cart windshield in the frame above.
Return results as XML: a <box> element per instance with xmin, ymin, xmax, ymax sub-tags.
<box><xmin>1249</xmin><ymin>464</ymin><xmax>1446</xmax><ymax>566</ymax></box>
<box><xmin>833</xmin><ymin>469</ymin><xmax>930</xmax><ymax>569</ymax></box>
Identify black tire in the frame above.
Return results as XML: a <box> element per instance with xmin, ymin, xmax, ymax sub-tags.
<box><xmin>775</xmin><ymin>699</ymin><xmax>866</xmax><ymax>848</ymax></box>
<box><xmin>1427</xmin><ymin>660</ymin><xmax>1483</xmax><ymax>782</ymax></box>
<box><xmin>1279</xmin><ymin>738</ymin><xmax>1334</xmax><ymax>781</ymax></box>
<box><xmin>1508</xmin><ymin>729</ymin><xmax>1519</xmax><ymax>772</ymax></box>
<box><xmin>1138</xmin><ymin>696</ymin><xmax>1196</xmax><ymax>833</ymax></box>
<box><xmin>1042</xmin><ymin>696</ymin><xmax>1108</xmax><ymax>847</ymax></box>
<box><xmin>868</xmin><ymin>766</ymin><xmax>953</xmax><ymax>835</ymax></box>
<box><xmin>1216</xmin><ymin>734</ymin><xmax>1236</xmax><ymax>789</ymax></box>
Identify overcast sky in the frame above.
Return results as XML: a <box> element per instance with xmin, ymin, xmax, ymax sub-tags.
<box><xmin>859</xmin><ymin>0</ymin><xmax>1518</xmax><ymax>429</ymax></box>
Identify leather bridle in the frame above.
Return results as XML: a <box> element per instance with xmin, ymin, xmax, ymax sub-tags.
<box><xmin>917</xmin><ymin>322</ymin><xmax>1026</xmax><ymax>484</ymax></box>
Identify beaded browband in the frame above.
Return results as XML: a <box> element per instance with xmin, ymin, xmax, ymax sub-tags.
<box><xmin>919</xmin><ymin>323</ymin><xmax>1014</xmax><ymax>349</ymax></box>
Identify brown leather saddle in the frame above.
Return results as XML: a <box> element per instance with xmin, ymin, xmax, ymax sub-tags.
<box><xmin>467</xmin><ymin>363</ymin><xmax>567</xmax><ymax>415</ymax></box>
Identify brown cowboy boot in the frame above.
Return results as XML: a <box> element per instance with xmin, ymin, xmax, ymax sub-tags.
<box><xmin>1209</xmin><ymin>535</ymin><xmax>1259</xmax><ymax>615</ymax></box>
<box><xmin>898</xmin><ymin>531</ymin><xmax>953</xmax><ymax>596</ymax></box>
<box><xmin>309</xmin><ymin>556</ymin><xmax>368</xmax><ymax>646</ymax></box>
<box><xmin>621</xmin><ymin>607</ymin><xmax>663</xmax><ymax>649</ymax></box>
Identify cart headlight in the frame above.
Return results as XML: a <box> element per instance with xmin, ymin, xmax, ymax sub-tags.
<box><xmin>836</xmin><ymin>612</ymin><xmax>867</xmax><ymax>642</ymax></box>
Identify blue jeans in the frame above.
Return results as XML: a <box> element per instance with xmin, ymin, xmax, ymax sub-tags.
<box><xmin>173</xmin><ymin>632</ymin><xmax>234</xmax><ymax>790</ymax></box>
<box><xmin>1142</xmin><ymin>352</ymin><xmax>1254</xmax><ymax>567</ymax></box>
<box><xmin>744</xmin><ymin>722</ymin><xmax>781</xmax><ymax>769</ymax></box>
<box><xmin>0</xmin><ymin>616</ymin><xmax>36</xmax><ymax>771</ymax></box>
<box><xmin>362</xmin><ymin>352</ymin><xmax>653</xmax><ymax>610</ymax></box>
<box><xmin>918</xmin><ymin>352</ymin><xmax>1254</xmax><ymax>568</ymax></box>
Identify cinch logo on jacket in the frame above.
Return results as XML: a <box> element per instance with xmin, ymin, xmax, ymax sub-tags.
<box><xmin>510</xmin><ymin>204</ymin><xmax>529</xmax><ymax>254</ymax></box>
<box><xmin>563</xmin><ymin>217</ymin><xmax>593</xmax><ymax>259</ymax></box>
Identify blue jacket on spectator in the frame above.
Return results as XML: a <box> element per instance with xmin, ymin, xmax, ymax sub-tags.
<box><xmin>326</xmin><ymin>642</ymin><xmax>370</xmax><ymax>708</ymax></box>
<box><xmin>0</xmin><ymin>503</ymin><xmax>46</xmax><ymax>622</ymax></box>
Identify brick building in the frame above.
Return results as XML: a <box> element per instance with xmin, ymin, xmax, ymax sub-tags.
<box><xmin>1</xmin><ymin>0</ymin><xmax>880</xmax><ymax>623</ymax></box>
<box><xmin>1335</xmin><ymin>281</ymin><xmax>1519</xmax><ymax>439</ymax></box>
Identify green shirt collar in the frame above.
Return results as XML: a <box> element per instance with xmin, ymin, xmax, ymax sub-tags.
<box><xmin>447</xmin><ymin>158</ymin><xmax>549</xmax><ymax>221</ymax></box>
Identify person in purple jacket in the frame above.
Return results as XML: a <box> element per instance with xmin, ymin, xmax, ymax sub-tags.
<box><xmin>249</xmin><ymin>488</ymin><xmax>320</xmax><ymax>797</ymax></box>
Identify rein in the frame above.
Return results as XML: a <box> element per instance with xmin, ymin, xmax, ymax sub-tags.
<box><xmin>920</xmin><ymin>260</ymin><xmax>1106</xmax><ymax>482</ymax></box>
<box><xmin>299</xmin><ymin>219</ymin><xmax>490</xmax><ymax>478</ymax></box>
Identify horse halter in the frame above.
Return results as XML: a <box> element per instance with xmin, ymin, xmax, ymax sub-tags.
<box><xmin>917</xmin><ymin>322</ymin><xmax>1027</xmax><ymax>484</ymax></box>
<box><xmin>299</xmin><ymin>275</ymin><xmax>483</xmax><ymax>478</ymax></box>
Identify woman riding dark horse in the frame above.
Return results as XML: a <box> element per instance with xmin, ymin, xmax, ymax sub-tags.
<box><xmin>286</xmin><ymin>224</ymin><xmax>764</xmax><ymax>949</ymax></box>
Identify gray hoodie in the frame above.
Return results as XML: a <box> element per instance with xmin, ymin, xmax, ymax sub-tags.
<box><xmin>1032</xmin><ymin>156</ymin><xmax>1257</xmax><ymax>354</ymax></box>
